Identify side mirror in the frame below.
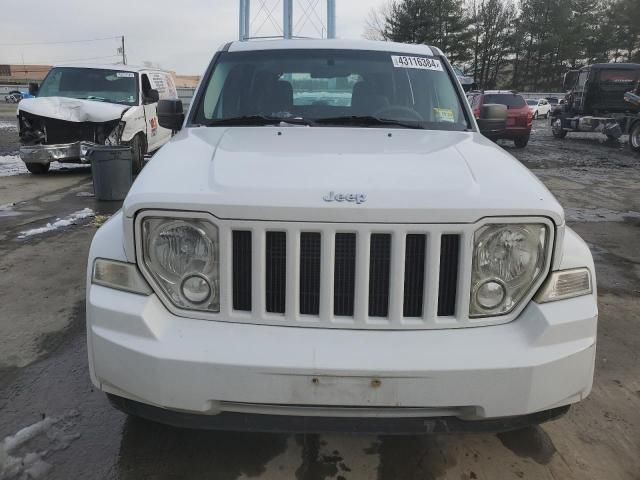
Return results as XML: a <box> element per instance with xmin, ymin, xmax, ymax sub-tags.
<box><xmin>28</xmin><ymin>82</ymin><xmax>39</xmax><ymax>96</ymax></box>
<box><xmin>144</xmin><ymin>88</ymin><xmax>160</xmax><ymax>104</ymax></box>
<box><xmin>476</xmin><ymin>103</ymin><xmax>507</xmax><ymax>139</ymax></box>
<box><xmin>157</xmin><ymin>99</ymin><xmax>184</xmax><ymax>131</ymax></box>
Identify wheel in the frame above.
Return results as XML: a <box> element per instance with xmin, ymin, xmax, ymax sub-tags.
<box><xmin>552</xmin><ymin>119</ymin><xmax>567</xmax><ymax>139</ymax></box>
<box><xmin>130</xmin><ymin>134</ymin><xmax>146</xmax><ymax>174</ymax></box>
<box><xmin>629</xmin><ymin>121</ymin><xmax>640</xmax><ymax>153</ymax></box>
<box><xmin>514</xmin><ymin>136</ymin><xmax>529</xmax><ymax>148</ymax></box>
<box><xmin>25</xmin><ymin>162</ymin><xmax>50</xmax><ymax>174</ymax></box>
<box><xmin>545</xmin><ymin>111</ymin><xmax>550</xmax><ymax>119</ymax></box>
<box><xmin>533</xmin><ymin>111</ymin><xmax>538</xmax><ymax>120</ymax></box>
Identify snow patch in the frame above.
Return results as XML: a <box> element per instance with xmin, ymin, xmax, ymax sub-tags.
<box><xmin>0</xmin><ymin>411</ymin><xmax>80</xmax><ymax>480</ymax></box>
<box><xmin>18</xmin><ymin>208</ymin><xmax>95</xmax><ymax>239</ymax></box>
<box><xmin>0</xmin><ymin>120</ymin><xmax>17</xmax><ymax>130</ymax></box>
<box><xmin>0</xmin><ymin>156</ymin><xmax>26</xmax><ymax>177</ymax></box>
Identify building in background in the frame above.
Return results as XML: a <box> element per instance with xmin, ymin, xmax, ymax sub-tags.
<box><xmin>0</xmin><ymin>64</ymin><xmax>51</xmax><ymax>84</ymax></box>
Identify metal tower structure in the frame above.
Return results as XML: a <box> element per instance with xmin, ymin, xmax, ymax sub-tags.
<box><xmin>239</xmin><ymin>0</ymin><xmax>336</xmax><ymax>41</ymax></box>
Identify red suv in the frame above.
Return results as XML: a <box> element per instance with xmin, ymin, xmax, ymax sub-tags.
<box><xmin>467</xmin><ymin>91</ymin><xmax>532</xmax><ymax>147</ymax></box>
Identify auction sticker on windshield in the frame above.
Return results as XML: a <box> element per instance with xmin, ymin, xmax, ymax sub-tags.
<box><xmin>391</xmin><ymin>56</ymin><xmax>443</xmax><ymax>71</ymax></box>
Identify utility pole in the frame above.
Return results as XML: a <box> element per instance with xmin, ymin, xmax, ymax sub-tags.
<box><xmin>121</xmin><ymin>36</ymin><xmax>127</xmax><ymax>65</ymax></box>
<box><xmin>283</xmin><ymin>0</ymin><xmax>293</xmax><ymax>39</ymax></box>
<box><xmin>239</xmin><ymin>0</ymin><xmax>250</xmax><ymax>40</ymax></box>
<box><xmin>327</xmin><ymin>0</ymin><xmax>336</xmax><ymax>39</ymax></box>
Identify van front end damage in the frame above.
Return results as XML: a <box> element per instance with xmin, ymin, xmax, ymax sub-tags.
<box><xmin>18</xmin><ymin>111</ymin><xmax>124</xmax><ymax>165</ymax></box>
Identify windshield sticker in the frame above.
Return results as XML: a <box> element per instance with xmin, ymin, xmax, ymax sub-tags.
<box><xmin>391</xmin><ymin>55</ymin><xmax>443</xmax><ymax>71</ymax></box>
<box><xmin>433</xmin><ymin>108</ymin><xmax>455</xmax><ymax>123</ymax></box>
<box><xmin>116</xmin><ymin>72</ymin><xmax>135</xmax><ymax>78</ymax></box>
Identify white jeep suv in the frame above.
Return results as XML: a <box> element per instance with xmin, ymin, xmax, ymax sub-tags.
<box><xmin>86</xmin><ymin>39</ymin><xmax>597</xmax><ymax>434</ymax></box>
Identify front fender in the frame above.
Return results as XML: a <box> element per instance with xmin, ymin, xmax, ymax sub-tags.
<box><xmin>120</xmin><ymin>107</ymin><xmax>146</xmax><ymax>143</ymax></box>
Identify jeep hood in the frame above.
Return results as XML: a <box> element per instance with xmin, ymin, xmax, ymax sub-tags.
<box><xmin>125</xmin><ymin>127</ymin><xmax>564</xmax><ymax>225</ymax></box>
<box><xmin>18</xmin><ymin>96</ymin><xmax>129</xmax><ymax>123</ymax></box>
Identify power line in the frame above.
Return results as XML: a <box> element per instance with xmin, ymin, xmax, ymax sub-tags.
<box><xmin>9</xmin><ymin>55</ymin><xmax>122</xmax><ymax>67</ymax></box>
<box><xmin>0</xmin><ymin>35</ymin><xmax>121</xmax><ymax>47</ymax></box>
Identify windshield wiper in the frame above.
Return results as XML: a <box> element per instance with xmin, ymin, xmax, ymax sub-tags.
<box><xmin>314</xmin><ymin>115</ymin><xmax>424</xmax><ymax>129</ymax></box>
<box><xmin>203</xmin><ymin>115</ymin><xmax>314</xmax><ymax>127</ymax></box>
<box><xmin>83</xmin><ymin>95</ymin><xmax>108</xmax><ymax>102</ymax></box>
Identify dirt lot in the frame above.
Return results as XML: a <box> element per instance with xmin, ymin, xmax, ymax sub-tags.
<box><xmin>0</xmin><ymin>102</ymin><xmax>639</xmax><ymax>480</ymax></box>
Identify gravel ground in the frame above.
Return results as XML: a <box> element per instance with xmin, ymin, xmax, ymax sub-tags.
<box><xmin>0</xmin><ymin>106</ymin><xmax>638</xmax><ymax>480</ymax></box>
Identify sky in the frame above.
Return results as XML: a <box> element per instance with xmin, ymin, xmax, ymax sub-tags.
<box><xmin>0</xmin><ymin>0</ymin><xmax>377</xmax><ymax>75</ymax></box>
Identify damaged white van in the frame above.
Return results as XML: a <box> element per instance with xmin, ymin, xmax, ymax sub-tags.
<box><xmin>17</xmin><ymin>64</ymin><xmax>177</xmax><ymax>174</ymax></box>
<box><xmin>87</xmin><ymin>39</ymin><xmax>598</xmax><ymax>434</ymax></box>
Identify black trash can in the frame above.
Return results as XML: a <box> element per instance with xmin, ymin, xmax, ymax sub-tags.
<box><xmin>88</xmin><ymin>145</ymin><xmax>133</xmax><ymax>201</ymax></box>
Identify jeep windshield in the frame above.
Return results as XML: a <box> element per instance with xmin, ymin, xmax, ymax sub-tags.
<box><xmin>192</xmin><ymin>49</ymin><xmax>470</xmax><ymax>131</ymax></box>
<box><xmin>37</xmin><ymin>67</ymin><xmax>139</xmax><ymax>106</ymax></box>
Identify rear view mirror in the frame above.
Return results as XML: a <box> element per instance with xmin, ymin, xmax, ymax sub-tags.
<box><xmin>476</xmin><ymin>104</ymin><xmax>507</xmax><ymax>139</ymax></box>
<box><xmin>145</xmin><ymin>89</ymin><xmax>160</xmax><ymax>104</ymax></box>
<box><xmin>157</xmin><ymin>99</ymin><xmax>184</xmax><ymax>131</ymax></box>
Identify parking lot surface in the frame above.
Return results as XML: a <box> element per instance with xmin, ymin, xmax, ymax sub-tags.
<box><xmin>1</xmin><ymin>103</ymin><xmax>639</xmax><ymax>479</ymax></box>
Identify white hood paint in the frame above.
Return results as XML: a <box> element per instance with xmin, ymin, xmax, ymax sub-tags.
<box><xmin>124</xmin><ymin>127</ymin><xmax>564</xmax><ymax>225</ymax></box>
<box><xmin>18</xmin><ymin>97</ymin><xmax>129</xmax><ymax>123</ymax></box>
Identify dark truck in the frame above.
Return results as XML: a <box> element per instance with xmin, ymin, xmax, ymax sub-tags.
<box><xmin>551</xmin><ymin>63</ymin><xmax>640</xmax><ymax>152</ymax></box>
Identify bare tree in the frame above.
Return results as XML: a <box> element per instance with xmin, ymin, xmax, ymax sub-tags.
<box><xmin>364</xmin><ymin>2</ymin><xmax>393</xmax><ymax>40</ymax></box>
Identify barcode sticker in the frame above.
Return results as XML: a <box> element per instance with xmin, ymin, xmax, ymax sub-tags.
<box><xmin>116</xmin><ymin>72</ymin><xmax>135</xmax><ymax>78</ymax></box>
<box><xmin>391</xmin><ymin>55</ymin><xmax>443</xmax><ymax>71</ymax></box>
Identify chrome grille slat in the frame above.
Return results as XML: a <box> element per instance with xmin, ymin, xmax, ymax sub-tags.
<box><xmin>333</xmin><ymin>233</ymin><xmax>357</xmax><ymax>317</ymax></box>
<box><xmin>299</xmin><ymin>232</ymin><xmax>321</xmax><ymax>315</ymax></box>
<box><xmin>232</xmin><ymin>230</ymin><xmax>252</xmax><ymax>311</ymax></box>
<box><xmin>403</xmin><ymin>234</ymin><xmax>426</xmax><ymax>317</ymax></box>
<box><xmin>265</xmin><ymin>231</ymin><xmax>287</xmax><ymax>314</ymax></box>
<box><xmin>368</xmin><ymin>234</ymin><xmax>391</xmax><ymax>318</ymax></box>
<box><xmin>437</xmin><ymin>234</ymin><xmax>460</xmax><ymax>317</ymax></box>
<box><xmin>388</xmin><ymin>232</ymin><xmax>406</xmax><ymax>324</ymax></box>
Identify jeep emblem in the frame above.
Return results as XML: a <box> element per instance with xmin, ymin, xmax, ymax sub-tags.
<box><xmin>323</xmin><ymin>191</ymin><xmax>367</xmax><ymax>204</ymax></box>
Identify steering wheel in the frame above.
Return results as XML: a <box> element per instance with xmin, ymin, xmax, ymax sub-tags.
<box><xmin>373</xmin><ymin>106</ymin><xmax>424</xmax><ymax>122</ymax></box>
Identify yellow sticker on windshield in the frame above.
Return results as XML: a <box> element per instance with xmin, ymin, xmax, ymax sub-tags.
<box><xmin>434</xmin><ymin>108</ymin><xmax>455</xmax><ymax>123</ymax></box>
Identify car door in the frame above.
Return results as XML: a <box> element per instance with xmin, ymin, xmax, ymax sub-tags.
<box><xmin>146</xmin><ymin>72</ymin><xmax>174</xmax><ymax>149</ymax></box>
<box><xmin>140</xmin><ymin>73</ymin><xmax>161</xmax><ymax>152</ymax></box>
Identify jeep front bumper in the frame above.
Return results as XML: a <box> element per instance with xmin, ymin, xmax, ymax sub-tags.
<box><xmin>87</xmin><ymin>281</ymin><xmax>597</xmax><ymax>427</ymax></box>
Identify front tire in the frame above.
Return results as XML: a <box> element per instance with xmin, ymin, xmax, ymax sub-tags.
<box><xmin>533</xmin><ymin>111</ymin><xmax>538</xmax><ymax>120</ymax></box>
<box><xmin>629</xmin><ymin>121</ymin><xmax>640</xmax><ymax>153</ymax></box>
<box><xmin>25</xmin><ymin>162</ymin><xmax>50</xmax><ymax>174</ymax></box>
<box><xmin>514</xmin><ymin>136</ymin><xmax>529</xmax><ymax>148</ymax></box>
<box><xmin>130</xmin><ymin>134</ymin><xmax>146</xmax><ymax>174</ymax></box>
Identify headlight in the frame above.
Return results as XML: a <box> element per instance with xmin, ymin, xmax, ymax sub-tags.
<box><xmin>141</xmin><ymin>217</ymin><xmax>219</xmax><ymax>312</ymax></box>
<box><xmin>471</xmin><ymin>223</ymin><xmax>548</xmax><ymax>317</ymax></box>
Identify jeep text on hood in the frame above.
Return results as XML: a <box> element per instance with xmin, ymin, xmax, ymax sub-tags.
<box><xmin>86</xmin><ymin>39</ymin><xmax>597</xmax><ymax>432</ymax></box>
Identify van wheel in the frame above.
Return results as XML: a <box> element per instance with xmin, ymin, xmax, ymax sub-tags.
<box><xmin>630</xmin><ymin>121</ymin><xmax>640</xmax><ymax>153</ymax></box>
<box><xmin>25</xmin><ymin>162</ymin><xmax>50</xmax><ymax>174</ymax></box>
<box><xmin>552</xmin><ymin>119</ymin><xmax>567</xmax><ymax>139</ymax></box>
<box><xmin>514</xmin><ymin>136</ymin><xmax>529</xmax><ymax>148</ymax></box>
<box><xmin>130</xmin><ymin>134</ymin><xmax>146</xmax><ymax>174</ymax></box>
